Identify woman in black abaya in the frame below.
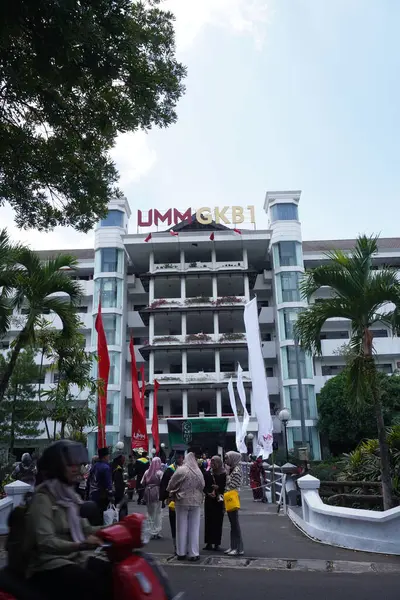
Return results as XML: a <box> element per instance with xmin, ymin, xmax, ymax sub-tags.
<box><xmin>203</xmin><ymin>456</ymin><xmax>226</xmax><ymax>551</ymax></box>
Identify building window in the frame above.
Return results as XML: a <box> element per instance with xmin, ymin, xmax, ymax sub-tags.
<box><xmin>371</xmin><ymin>330</ymin><xmax>388</xmax><ymax>338</ymax></box>
<box><xmin>106</xmin><ymin>391</ymin><xmax>120</xmax><ymax>425</ymax></box>
<box><xmin>275</xmin><ymin>241</ymin><xmax>301</xmax><ymax>267</ymax></box>
<box><xmin>94</xmin><ymin>278</ymin><xmax>122</xmax><ymax>309</ymax></box>
<box><xmin>108</xmin><ymin>352</ymin><xmax>120</xmax><ymax>385</ymax></box>
<box><xmin>100</xmin><ymin>210</ymin><xmax>124</xmax><ymax>228</ymax></box>
<box><xmin>286</xmin><ymin>385</ymin><xmax>316</xmax><ymax>420</ymax></box>
<box><xmin>320</xmin><ymin>331</ymin><xmax>349</xmax><ymax>340</ymax></box>
<box><xmin>277</xmin><ymin>272</ymin><xmax>301</xmax><ymax>303</ymax></box>
<box><xmin>95</xmin><ymin>248</ymin><xmax>123</xmax><ymax>273</ymax></box>
<box><xmin>283</xmin><ymin>346</ymin><xmax>312</xmax><ymax>379</ymax></box>
<box><xmin>271</xmin><ymin>203</ymin><xmax>298</xmax><ymax>222</ymax></box>
<box><xmin>321</xmin><ymin>364</ymin><xmax>344</xmax><ymax>376</ymax></box>
<box><xmin>266</xmin><ymin>367</ymin><xmax>274</xmax><ymax>377</ymax></box>
<box><xmin>376</xmin><ymin>364</ymin><xmax>393</xmax><ymax>374</ymax></box>
<box><xmin>280</xmin><ymin>308</ymin><xmax>301</xmax><ymax>340</ymax></box>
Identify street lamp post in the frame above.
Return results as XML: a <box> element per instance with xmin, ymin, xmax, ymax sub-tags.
<box><xmin>278</xmin><ymin>408</ymin><xmax>290</xmax><ymax>462</ymax></box>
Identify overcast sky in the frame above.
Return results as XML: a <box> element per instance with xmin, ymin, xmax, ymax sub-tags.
<box><xmin>2</xmin><ymin>0</ymin><xmax>400</xmax><ymax>250</ymax></box>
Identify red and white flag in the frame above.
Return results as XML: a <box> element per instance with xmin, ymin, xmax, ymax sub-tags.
<box><xmin>95</xmin><ymin>301</ymin><xmax>110</xmax><ymax>450</ymax></box>
<box><xmin>152</xmin><ymin>380</ymin><xmax>160</xmax><ymax>453</ymax></box>
<box><xmin>144</xmin><ymin>233</ymin><xmax>152</xmax><ymax>243</ymax></box>
<box><xmin>170</xmin><ymin>230</ymin><xmax>179</xmax><ymax>237</ymax></box>
<box><xmin>234</xmin><ymin>228</ymin><xmax>242</xmax><ymax>235</ymax></box>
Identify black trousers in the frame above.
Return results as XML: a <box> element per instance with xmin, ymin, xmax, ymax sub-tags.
<box><xmin>228</xmin><ymin>510</ymin><xmax>243</xmax><ymax>552</ymax></box>
<box><xmin>169</xmin><ymin>508</ymin><xmax>176</xmax><ymax>540</ymax></box>
<box><xmin>31</xmin><ymin>558</ymin><xmax>112</xmax><ymax>600</ymax></box>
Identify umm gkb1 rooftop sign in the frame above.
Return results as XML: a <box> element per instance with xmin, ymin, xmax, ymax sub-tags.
<box><xmin>137</xmin><ymin>206</ymin><xmax>256</xmax><ymax>228</ymax></box>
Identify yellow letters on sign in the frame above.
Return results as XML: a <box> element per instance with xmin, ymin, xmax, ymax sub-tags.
<box><xmin>232</xmin><ymin>206</ymin><xmax>244</xmax><ymax>224</ymax></box>
<box><xmin>214</xmin><ymin>206</ymin><xmax>229</xmax><ymax>224</ymax></box>
<box><xmin>196</xmin><ymin>208</ymin><xmax>212</xmax><ymax>225</ymax></box>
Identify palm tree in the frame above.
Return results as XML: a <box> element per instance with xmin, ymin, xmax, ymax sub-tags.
<box><xmin>0</xmin><ymin>229</ymin><xmax>25</xmax><ymax>337</ymax></box>
<box><xmin>0</xmin><ymin>249</ymin><xmax>82</xmax><ymax>402</ymax></box>
<box><xmin>295</xmin><ymin>235</ymin><xmax>400</xmax><ymax>510</ymax></box>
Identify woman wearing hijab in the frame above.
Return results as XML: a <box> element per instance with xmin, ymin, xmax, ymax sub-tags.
<box><xmin>224</xmin><ymin>451</ymin><xmax>244</xmax><ymax>556</ymax></box>
<box><xmin>142</xmin><ymin>456</ymin><xmax>163</xmax><ymax>539</ymax></box>
<box><xmin>203</xmin><ymin>456</ymin><xmax>226</xmax><ymax>551</ymax></box>
<box><xmin>167</xmin><ymin>452</ymin><xmax>205</xmax><ymax>562</ymax></box>
<box><xmin>250</xmin><ymin>456</ymin><xmax>266</xmax><ymax>502</ymax></box>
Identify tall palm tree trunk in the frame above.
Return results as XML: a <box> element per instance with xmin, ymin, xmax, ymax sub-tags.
<box><xmin>37</xmin><ymin>346</ymin><xmax>51</xmax><ymax>440</ymax></box>
<box><xmin>0</xmin><ymin>334</ymin><xmax>25</xmax><ymax>402</ymax></box>
<box><xmin>372</xmin><ymin>382</ymin><xmax>393</xmax><ymax>510</ymax></box>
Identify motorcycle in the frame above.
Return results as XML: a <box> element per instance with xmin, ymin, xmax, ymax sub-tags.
<box><xmin>0</xmin><ymin>508</ymin><xmax>181</xmax><ymax>600</ymax></box>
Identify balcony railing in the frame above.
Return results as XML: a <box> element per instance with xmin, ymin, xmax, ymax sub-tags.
<box><xmin>150</xmin><ymin>332</ymin><xmax>246</xmax><ymax>346</ymax></box>
<box><xmin>150</xmin><ymin>261</ymin><xmax>246</xmax><ymax>274</ymax></box>
<box><xmin>147</xmin><ymin>296</ymin><xmax>247</xmax><ymax>310</ymax></box>
<box><xmin>154</xmin><ymin>371</ymin><xmax>251</xmax><ymax>384</ymax></box>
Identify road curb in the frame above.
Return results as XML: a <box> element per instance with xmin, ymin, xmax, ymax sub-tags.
<box><xmin>154</xmin><ymin>554</ymin><xmax>400</xmax><ymax>574</ymax></box>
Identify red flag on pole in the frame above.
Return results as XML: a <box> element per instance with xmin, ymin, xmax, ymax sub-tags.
<box><xmin>152</xmin><ymin>380</ymin><xmax>160</xmax><ymax>453</ymax></box>
<box><xmin>209</xmin><ymin>232</ymin><xmax>215</xmax><ymax>241</ymax></box>
<box><xmin>129</xmin><ymin>337</ymin><xmax>148</xmax><ymax>451</ymax></box>
<box><xmin>170</xmin><ymin>230</ymin><xmax>179</xmax><ymax>237</ymax></box>
<box><xmin>139</xmin><ymin>365</ymin><xmax>146</xmax><ymax>408</ymax></box>
<box><xmin>233</xmin><ymin>228</ymin><xmax>242</xmax><ymax>235</ymax></box>
<box><xmin>144</xmin><ymin>233</ymin><xmax>152</xmax><ymax>242</ymax></box>
<box><xmin>95</xmin><ymin>301</ymin><xmax>110</xmax><ymax>449</ymax></box>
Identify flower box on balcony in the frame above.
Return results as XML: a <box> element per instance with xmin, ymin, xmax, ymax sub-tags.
<box><xmin>153</xmin><ymin>336</ymin><xmax>180</xmax><ymax>344</ymax></box>
<box><xmin>213</xmin><ymin>296</ymin><xmax>244</xmax><ymax>306</ymax></box>
<box><xmin>219</xmin><ymin>332</ymin><xmax>245</xmax><ymax>342</ymax></box>
<box><xmin>185</xmin><ymin>296</ymin><xmax>212</xmax><ymax>305</ymax></box>
<box><xmin>185</xmin><ymin>333</ymin><xmax>212</xmax><ymax>343</ymax></box>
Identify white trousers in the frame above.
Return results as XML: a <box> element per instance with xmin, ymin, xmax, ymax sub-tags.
<box><xmin>147</xmin><ymin>501</ymin><xmax>162</xmax><ymax>535</ymax></box>
<box><xmin>175</xmin><ymin>505</ymin><xmax>201</xmax><ymax>558</ymax></box>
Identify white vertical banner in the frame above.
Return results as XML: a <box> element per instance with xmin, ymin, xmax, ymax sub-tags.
<box><xmin>227</xmin><ymin>378</ymin><xmax>242</xmax><ymax>453</ymax></box>
<box><xmin>237</xmin><ymin>363</ymin><xmax>250</xmax><ymax>452</ymax></box>
<box><xmin>243</xmin><ymin>297</ymin><xmax>273</xmax><ymax>459</ymax></box>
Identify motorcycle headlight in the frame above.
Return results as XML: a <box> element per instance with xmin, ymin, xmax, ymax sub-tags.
<box><xmin>141</xmin><ymin>518</ymin><xmax>151</xmax><ymax>546</ymax></box>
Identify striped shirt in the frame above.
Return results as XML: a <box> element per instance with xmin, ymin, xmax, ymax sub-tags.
<box><xmin>226</xmin><ymin>465</ymin><xmax>242</xmax><ymax>491</ymax></box>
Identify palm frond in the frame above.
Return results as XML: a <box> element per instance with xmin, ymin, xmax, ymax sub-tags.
<box><xmin>294</xmin><ymin>299</ymin><xmax>353</xmax><ymax>354</ymax></box>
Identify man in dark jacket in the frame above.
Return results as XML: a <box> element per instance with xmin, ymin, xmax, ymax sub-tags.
<box><xmin>159</xmin><ymin>452</ymin><xmax>184</xmax><ymax>553</ymax></box>
<box><xmin>88</xmin><ymin>447</ymin><xmax>113</xmax><ymax>524</ymax></box>
<box><xmin>135</xmin><ymin>450</ymin><xmax>150</xmax><ymax>505</ymax></box>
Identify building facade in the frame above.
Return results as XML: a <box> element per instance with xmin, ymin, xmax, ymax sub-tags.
<box><xmin>5</xmin><ymin>191</ymin><xmax>400</xmax><ymax>459</ymax></box>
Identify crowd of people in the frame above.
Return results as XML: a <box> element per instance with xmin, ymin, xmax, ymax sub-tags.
<box><xmin>9</xmin><ymin>446</ymin><xmax>267</xmax><ymax>565</ymax></box>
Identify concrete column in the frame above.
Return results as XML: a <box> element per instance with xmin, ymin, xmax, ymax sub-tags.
<box><xmin>149</xmin><ymin>351</ymin><xmax>154</xmax><ymax>382</ymax></box>
<box><xmin>215</xmin><ymin>348</ymin><xmax>220</xmax><ymax>379</ymax></box>
<box><xmin>182</xmin><ymin>390</ymin><xmax>188</xmax><ymax>418</ymax></box>
<box><xmin>213</xmin><ymin>312</ymin><xmax>219</xmax><ymax>337</ymax></box>
<box><xmin>180</xmin><ymin>249</ymin><xmax>185</xmax><ymax>271</ymax></box>
<box><xmin>5</xmin><ymin>481</ymin><xmax>32</xmax><ymax>508</ymax></box>
<box><xmin>181</xmin><ymin>276</ymin><xmax>186</xmax><ymax>300</ymax></box>
<box><xmin>181</xmin><ymin>313</ymin><xmax>187</xmax><ymax>337</ymax></box>
<box><xmin>244</xmin><ymin>274</ymin><xmax>250</xmax><ymax>300</ymax></box>
<box><xmin>149</xmin><ymin>314</ymin><xmax>155</xmax><ymax>344</ymax></box>
<box><xmin>216</xmin><ymin>389</ymin><xmax>222</xmax><ymax>417</ymax></box>
<box><xmin>243</xmin><ymin>247</ymin><xmax>248</xmax><ymax>269</ymax></box>
<box><xmin>211</xmin><ymin>247</ymin><xmax>217</xmax><ymax>267</ymax></box>
<box><xmin>149</xmin><ymin>391</ymin><xmax>154</xmax><ymax>423</ymax></box>
<box><xmin>149</xmin><ymin>278</ymin><xmax>155</xmax><ymax>303</ymax></box>
<box><xmin>182</xmin><ymin>349</ymin><xmax>187</xmax><ymax>381</ymax></box>
<box><xmin>212</xmin><ymin>276</ymin><xmax>218</xmax><ymax>300</ymax></box>
<box><xmin>149</xmin><ymin>251</ymin><xmax>155</xmax><ymax>273</ymax></box>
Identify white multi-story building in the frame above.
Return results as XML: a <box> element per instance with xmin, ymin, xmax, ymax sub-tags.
<box><xmin>4</xmin><ymin>191</ymin><xmax>400</xmax><ymax>460</ymax></box>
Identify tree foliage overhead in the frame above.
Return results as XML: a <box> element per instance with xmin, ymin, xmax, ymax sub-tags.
<box><xmin>0</xmin><ymin>0</ymin><xmax>186</xmax><ymax>231</ymax></box>
<box><xmin>318</xmin><ymin>370</ymin><xmax>400</xmax><ymax>454</ymax></box>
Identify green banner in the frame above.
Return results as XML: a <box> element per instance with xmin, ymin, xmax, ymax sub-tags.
<box><xmin>167</xmin><ymin>418</ymin><xmax>229</xmax><ymax>452</ymax></box>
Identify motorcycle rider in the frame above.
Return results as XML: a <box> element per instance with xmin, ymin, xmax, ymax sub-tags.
<box><xmin>12</xmin><ymin>452</ymin><xmax>37</xmax><ymax>488</ymax></box>
<box><xmin>25</xmin><ymin>440</ymin><xmax>111</xmax><ymax>600</ymax></box>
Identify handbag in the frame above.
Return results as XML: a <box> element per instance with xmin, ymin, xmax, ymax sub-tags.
<box><xmin>224</xmin><ymin>489</ymin><xmax>240</xmax><ymax>512</ymax></box>
<box><xmin>103</xmin><ymin>503</ymin><xmax>119</xmax><ymax>526</ymax></box>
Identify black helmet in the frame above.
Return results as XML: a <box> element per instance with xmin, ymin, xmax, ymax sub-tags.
<box><xmin>38</xmin><ymin>441</ymin><xmax>88</xmax><ymax>483</ymax></box>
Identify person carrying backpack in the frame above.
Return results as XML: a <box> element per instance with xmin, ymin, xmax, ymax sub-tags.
<box><xmin>88</xmin><ymin>447</ymin><xmax>113</xmax><ymax>524</ymax></box>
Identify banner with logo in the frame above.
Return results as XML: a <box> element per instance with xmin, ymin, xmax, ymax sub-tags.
<box><xmin>167</xmin><ymin>418</ymin><xmax>228</xmax><ymax>450</ymax></box>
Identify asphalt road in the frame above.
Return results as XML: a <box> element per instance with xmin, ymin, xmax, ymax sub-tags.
<box><xmin>165</xmin><ymin>567</ymin><xmax>400</xmax><ymax>600</ymax></box>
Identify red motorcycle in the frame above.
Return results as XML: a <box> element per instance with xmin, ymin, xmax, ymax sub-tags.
<box><xmin>0</xmin><ymin>511</ymin><xmax>181</xmax><ymax>600</ymax></box>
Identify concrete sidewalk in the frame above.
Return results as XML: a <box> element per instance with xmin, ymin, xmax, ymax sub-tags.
<box><xmin>130</xmin><ymin>492</ymin><xmax>400</xmax><ymax>567</ymax></box>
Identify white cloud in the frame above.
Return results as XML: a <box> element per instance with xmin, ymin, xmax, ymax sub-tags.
<box><xmin>110</xmin><ymin>130</ymin><xmax>157</xmax><ymax>190</ymax></box>
<box><xmin>165</xmin><ymin>0</ymin><xmax>272</xmax><ymax>50</ymax></box>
